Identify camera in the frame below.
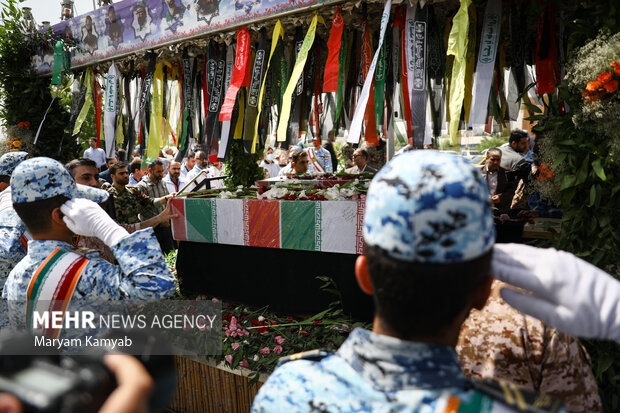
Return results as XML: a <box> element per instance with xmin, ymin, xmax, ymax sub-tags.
<box><xmin>0</xmin><ymin>332</ymin><xmax>176</xmax><ymax>413</ymax></box>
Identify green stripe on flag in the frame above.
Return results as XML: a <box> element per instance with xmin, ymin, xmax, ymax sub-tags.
<box><xmin>280</xmin><ymin>201</ymin><xmax>317</xmax><ymax>251</ymax></box>
<box><xmin>185</xmin><ymin>199</ymin><xmax>216</xmax><ymax>243</ymax></box>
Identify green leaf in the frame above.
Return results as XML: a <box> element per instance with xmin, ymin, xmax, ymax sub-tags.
<box><xmin>554</xmin><ymin>152</ymin><xmax>567</xmax><ymax>166</ymax></box>
<box><xmin>560</xmin><ymin>175</ymin><xmax>576</xmax><ymax>191</ymax></box>
<box><xmin>522</xmin><ymin>101</ymin><xmax>542</xmax><ymax>113</ymax></box>
<box><xmin>592</xmin><ymin>159</ymin><xmax>607</xmax><ymax>181</ymax></box>
<box><xmin>588</xmin><ymin>185</ymin><xmax>596</xmax><ymax>207</ymax></box>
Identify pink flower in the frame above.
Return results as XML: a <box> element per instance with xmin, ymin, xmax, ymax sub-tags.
<box><xmin>273</xmin><ymin>345</ymin><xmax>283</xmax><ymax>354</ymax></box>
<box><xmin>239</xmin><ymin>360</ymin><xmax>249</xmax><ymax>368</ymax></box>
<box><xmin>274</xmin><ymin>336</ymin><xmax>285</xmax><ymax>345</ymax></box>
<box><xmin>259</xmin><ymin>346</ymin><xmax>270</xmax><ymax>355</ymax></box>
<box><xmin>230</xmin><ymin>316</ymin><xmax>238</xmax><ymax>331</ymax></box>
<box><xmin>231</xmin><ymin>342</ymin><xmax>240</xmax><ymax>351</ymax></box>
<box><xmin>211</xmin><ymin>297</ymin><xmax>219</xmax><ymax>303</ymax></box>
<box><xmin>225</xmin><ymin>355</ymin><xmax>233</xmax><ymax>364</ymax></box>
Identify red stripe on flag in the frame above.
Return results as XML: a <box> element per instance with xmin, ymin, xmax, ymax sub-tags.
<box><xmin>247</xmin><ymin>199</ymin><xmax>280</xmax><ymax>248</ymax></box>
<box><xmin>171</xmin><ymin>198</ymin><xmax>187</xmax><ymax>241</ymax></box>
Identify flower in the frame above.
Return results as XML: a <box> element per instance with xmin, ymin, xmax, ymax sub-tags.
<box><xmin>225</xmin><ymin>354</ymin><xmax>233</xmax><ymax>364</ymax></box>
<box><xmin>239</xmin><ymin>360</ymin><xmax>249</xmax><ymax>368</ymax></box>
<box><xmin>612</xmin><ymin>61</ymin><xmax>620</xmax><ymax>76</ymax></box>
<box><xmin>586</xmin><ymin>80</ymin><xmax>602</xmax><ymax>92</ymax></box>
<box><xmin>597</xmin><ymin>72</ymin><xmax>612</xmax><ymax>83</ymax></box>
<box><xmin>274</xmin><ymin>335</ymin><xmax>285</xmax><ymax>345</ymax></box>
<box><xmin>604</xmin><ymin>80</ymin><xmax>618</xmax><ymax>93</ymax></box>
<box><xmin>17</xmin><ymin>121</ymin><xmax>30</xmax><ymax>128</ymax></box>
<box><xmin>273</xmin><ymin>345</ymin><xmax>283</xmax><ymax>354</ymax></box>
<box><xmin>231</xmin><ymin>342</ymin><xmax>240</xmax><ymax>351</ymax></box>
<box><xmin>259</xmin><ymin>346</ymin><xmax>270</xmax><ymax>355</ymax></box>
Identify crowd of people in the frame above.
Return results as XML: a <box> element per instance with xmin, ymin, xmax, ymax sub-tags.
<box><xmin>1</xmin><ymin>133</ymin><xmax>620</xmax><ymax>412</ymax></box>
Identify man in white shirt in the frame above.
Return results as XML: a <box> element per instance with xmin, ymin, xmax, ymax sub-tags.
<box><xmin>163</xmin><ymin>160</ymin><xmax>187</xmax><ymax>194</ymax></box>
<box><xmin>207</xmin><ymin>159</ymin><xmax>225</xmax><ymax>189</ymax></box>
<box><xmin>184</xmin><ymin>151</ymin><xmax>209</xmax><ymax>193</ymax></box>
<box><xmin>83</xmin><ymin>137</ymin><xmax>107</xmax><ymax>169</ymax></box>
<box><xmin>180</xmin><ymin>150</ymin><xmax>196</xmax><ymax>178</ymax></box>
<box><xmin>260</xmin><ymin>147</ymin><xmax>280</xmax><ymax>178</ymax></box>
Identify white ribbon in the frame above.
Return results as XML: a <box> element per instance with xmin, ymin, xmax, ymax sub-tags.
<box><xmin>347</xmin><ymin>0</ymin><xmax>392</xmax><ymax>144</ymax></box>
<box><xmin>104</xmin><ymin>63</ymin><xmax>119</xmax><ymax>157</ymax></box>
<box><xmin>469</xmin><ymin>0</ymin><xmax>502</xmax><ymax>127</ymax></box>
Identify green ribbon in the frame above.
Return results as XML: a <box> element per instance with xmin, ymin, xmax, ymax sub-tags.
<box><xmin>374</xmin><ymin>38</ymin><xmax>386</xmax><ymax>135</ymax></box>
<box><xmin>51</xmin><ymin>41</ymin><xmax>64</xmax><ymax>85</ymax></box>
<box><xmin>73</xmin><ymin>68</ymin><xmax>94</xmax><ymax>136</ymax></box>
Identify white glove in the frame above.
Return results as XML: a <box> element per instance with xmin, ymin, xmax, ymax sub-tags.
<box><xmin>492</xmin><ymin>243</ymin><xmax>620</xmax><ymax>341</ymax></box>
<box><xmin>61</xmin><ymin>198</ymin><xmax>129</xmax><ymax>247</ymax></box>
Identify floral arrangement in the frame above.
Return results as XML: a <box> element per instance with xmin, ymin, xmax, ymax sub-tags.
<box><xmin>565</xmin><ymin>30</ymin><xmax>620</xmax><ymax>164</ymax></box>
<box><xmin>180</xmin><ymin>178</ymin><xmax>371</xmax><ymax>201</ymax></box>
<box><xmin>1</xmin><ymin>121</ymin><xmax>32</xmax><ymax>156</ymax></box>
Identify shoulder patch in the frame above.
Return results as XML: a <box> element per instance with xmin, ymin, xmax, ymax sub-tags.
<box><xmin>473</xmin><ymin>379</ymin><xmax>564</xmax><ymax>413</ymax></box>
<box><xmin>71</xmin><ymin>247</ymin><xmax>100</xmax><ymax>259</ymax></box>
<box><xmin>277</xmin><ymin>349</ymin><xmax>333</xmax><ymax>366</ymax></box>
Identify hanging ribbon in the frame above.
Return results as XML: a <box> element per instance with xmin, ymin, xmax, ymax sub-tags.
<box><xmin>145</xmin><ymin>62</ymin><xmax>164</xmax><ymax>165</ymax></box>
<box><xmin>347</xmin><ymin>0</ymin><xmax>392</xmax><ymax>144</ymax></box>
<box><xmin>390</xmin><ymin>17</ymin><xmax>405</xmax><ymax>145</ymax></box>
<box><xmin>220</xmin><ymin>29</ymin><xmax>251</xmax><ymax>121</ymax></box>
<box><xmin>73</xmin><ymin>68</ymin><xmax>94</xmax><ymax>137</ymax></box>
<box><xmin>463</xmin><ymin>3</ymin><xmax>477</xmax><ymax>124</ymax></box>
<box><xmin>51</xmin><ymin>41</ymin><xmax>64</xmax><ymax>86</ymax></box>
<box><xmin>446</xmin><ymin>0</ymin><xmax>472</xmax><ymax>144</ymax></box>
<box><xmin>323</xmin><ymin>7</ymin><xmax>344</xmax><ymax>93</ymax></box>
<box><xmin>343</xmin><ymin>30</ymin><xmax>358</xmax><ymax>132</ymax></box>
<box><xmin>535</xmin><ymin>3</ymin><xmax>557</xmax><ymax>94</ymax></box>
<box><xmin>427</xmin><ymin>7</ymin><xmax>444</xmax><ymax>140</ymax></box>
<box><xmin>94</xmin><ymin>72</ymin><xmax>103</xmax><ymax>149</ymax></box>
<box><xmin>360</xmin><ymin>19</ymin><xmax>378</xmax><ymax>146</ymax></box>
<box><xmin>217</xmin><ymin>44</ymin><xmax>236</xmax><ymax>160</ymax></box>
<box><xmin>286</xmin><ymin>28</ymin><xmax>305</xmax><ymax>146</ymax></box>
<box><xmin>469</xmin><ymin>0</ymin><xmax>501</xmax><ymax>128</ymax></box>
<box><xmin>411</xmin><ymin>5</ymin><xmax>429</xmax><ymax>147</ymax></box>
<box><xmin>397</xmin><ymin>8</ymin><xmax>413</xmax><ymax>144</ymax></box>
<box><xmin>104</xmin><ymin>63</ymin><xmax>120</xmax><ymax>157</ymax></box>
<box><xmin>252</xmin><ymin>20</ymin><xmax>284</xmax><ymax>153</ymax></box>
<box><xmin>244</xmin><ymin>30</ymin><xmax>268</xmax><ymax>151</ymax></box>
<box><xmin>206</xmin><ymin>43</ymin><xmax>225</xmax><ymax>158</ymax></box>
<box><xmin>374</xmin><ymin>38</ymin><xmax>386</xmax><ymax>136</ymax></box>
<box><xmin>333</xmin><ymin>29</ymin><xmax>348</xmax><ymax>134</ymax></box>
<box><xmin>175</xmin><ymin>50</ymin><xmax>192</xmax><ymax>160</ymax></box>
<box><xmin>233</xmin><ymin>88</ymin><xmax>245</xmax><ymax>140</ymax></box>
<box><xmin>277</xmin><ymin>14</ymin><xmax>319</xmax><ymax>143</ymax></box>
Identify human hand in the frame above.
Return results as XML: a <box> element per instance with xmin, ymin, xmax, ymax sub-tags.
<box><xmin>61</xmin><ymin>198</ymin><xmax>129</xmax><ymax>247</ymax></box>
<box><xmin>0</xmin><ymin>393</ymin><xmax>22</xmax><ymax>413</ymax></box>
<box><xmin>492</xmin><ymin>243</ymin><xmax>620</xmax><ymax>341</ymax></box>
<box><xmin>98</xmin><ymin>354</ymin><xmax>153</xmax><ymax>413</ymax></box>
<box><xmin>157</xmin><ymin>200</ymin><xmax>179</xmax><ymax>228</ymax></box>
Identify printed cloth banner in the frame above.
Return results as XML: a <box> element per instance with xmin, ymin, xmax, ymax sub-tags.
<box><xmin>469</xmin><ymin>0</ymin><xmax>501</xmax><ymax>127</ymax></box>
<box><xmin>73</xmin><ymin>68</ymin><xmax>94</xmax><ymax>136</ymax></box>
<box><xmin>347</xmin><ymin>0</ymin><xmax>392</xmax><ymax>144</ymax></box>
<box><xmin>171</xmin><ymin>198</ymin><xmax>365</xmax><ymax>255</ymax></box>
<box><xmin>220</xmin><ymin>29</ymin><xmax>250</xmax><ymax>121</ymax></box>
<box><xmin>410</xmin><ymin>5</ymin><xmax>428</xmax><ymax>147</ymax></box>
<box><xmin>323</xmin><ymin>7</ymin><xmax>344</xmax><ymax>93</ymax></box>
<box><xmin>278</xmin><ymin>16</ymin><xmax>320</xmax><ymax>143</ymax></box>
<box><xmin>217</xmin><ymin>44</ymin><xmax>236</xmax><ymax>160</ymax></box>
<box><xmin>446</xmin><ymin>0</ymin><xmax>472</xmax><ymax>143</ymax></box>
<box><xmin>104</xmin><ymin>63</ymin><xmax>120</xmax><ymax>157</ymax></box>
<box><xmin>33</xmin><ymin>0</ymin><xmax>341</xmax><ymax>75</ymax></box>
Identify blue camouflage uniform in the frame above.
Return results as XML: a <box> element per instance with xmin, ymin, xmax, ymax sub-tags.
<box><xmin>306</xmin><ymin>147</ymin><xmax>333</xmax><ymax>174</ymax></box>
<box><xmin>0</xmin><ymin>152</ymin><xmax>30</xmax><ymax>293</ymax></box>
<box><xmin>0</xmin><ymin>209</ymin><xmax>26</xmax><ymax>294</ymax></box>
<box><xmin>2</xmin><ymin>157</ymin><xmax>177</xmax><ymax>328</ymax></box>
<box><xmin>253</xmin><ymin>328</ymin><xmax>565</xmax><ymax>412</ymax></box>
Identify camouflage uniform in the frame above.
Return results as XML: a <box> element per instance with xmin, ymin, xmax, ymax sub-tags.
<box><xmin>135</xmin><ymin>175</ymin><xmax>167</xmax><ymax>220</ymax></box>
<box><xmin>458</xmin><ymin>280</ymin><xmax>602</xmax><ymax>413</ymax></box>
<box><xmin>252</xmin><ymin>328</ymin><xmax>565</xmax><ymax>412</ymax></box>
<box><xmin>0</xmin><ymin>209</ymin><xmax>26</xmax><ymax>294</ymax></box>
<box><xmin>106</xmin><ymin>184</ymin><xmax>155</xmax><ymax>225</ymax></box>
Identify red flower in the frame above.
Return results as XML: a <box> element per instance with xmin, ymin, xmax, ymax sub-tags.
<box><xmin>603</xmin><ymin>80</ymin><xmax>618</xmax><ymax>93</ymax></box>
<box><xmin>586</xmin><ymin>80</ymin><xmax>602</xmax><ymax>92</ymax></box>
<box><xmin>313</xmin><ymin>320</ymin><xmax>322</xmax><ymax>324</ymax></box>
<box><xmin>597</xmin><ymin>72</ymin><xmax>612</xmax><ymax>83</ymax></box>
<box><xmin>17</xmin><ymin>121</ymin><xmax>30</xmax><ymax>128</ymax></box>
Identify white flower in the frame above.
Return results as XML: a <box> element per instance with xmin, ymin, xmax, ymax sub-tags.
<box><xmin>219</xmin><ymin>191</ymin><xmax>234</xmax><ymax>199</ymax></box>
<box><xmin>253</xmin><ymin>355</ymin><xmax>259</xmax><ymax>361</ymax></box>
<box><xmin>325</xmin><ymin>186</ymin><xmax>342</xmax><ymax>200</ymax></box>
<box><xmin>257</xmin><ymin>316</ymin><xmax>265</xmax><ymax>322</ymax></box>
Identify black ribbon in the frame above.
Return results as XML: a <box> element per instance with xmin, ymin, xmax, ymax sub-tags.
<box><xmin>139</xmin><ymin>53</ymin><xmax>157</xmax><ymax>159</ymax></box>
<box><xmin>243</xmin><ymin>29</ymin><xmax>268</xmax><ymax>152</ymax></box>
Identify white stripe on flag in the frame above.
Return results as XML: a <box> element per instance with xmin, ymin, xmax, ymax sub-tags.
<box><xmin>216</xmin><ymin>199</ymin><xmax>245</xmax><ymax>245</ymax></box>
<box><xmin>320</xmin><ymin>201</ymin><xmax>358</xmax><ymax>254</ymax></box>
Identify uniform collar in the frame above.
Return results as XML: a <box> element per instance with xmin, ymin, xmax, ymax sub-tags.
<box><xmin>338</xmin><ymin>328</ymin><xmax>468</xmax><ymax>392</ymax></box>
<box><xmin>26</xmin><ymin>239</ymin><xmax>75</xmax><ymax>261</ymax></box>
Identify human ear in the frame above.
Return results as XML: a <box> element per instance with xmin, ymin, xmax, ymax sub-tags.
<box><xmin>355</xmin><ymin>255</ymin><xmax>374</xmax><ymax>295</ymax></box>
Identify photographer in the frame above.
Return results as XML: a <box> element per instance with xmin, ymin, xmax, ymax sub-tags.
<box><xmin>0</xmin><ymin>354</ymin><xmax>153</xmax><ymax>413</ymax></box>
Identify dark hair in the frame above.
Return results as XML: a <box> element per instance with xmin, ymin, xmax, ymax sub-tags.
<box><xmin>109</xmin><ymin>161</ymin><xmax>127</xmax><ymax>175</ymax></box>
<box><xmin>509</xmin><ymin>130</ymin><xmax>529</xmax><ymax>146</ymax></box>
<box><xmin>14</xmin><ymin>195</ymin><xmax>69</xmax><ymax>234</ymax></box>
<box><xmin>290</xmin><ymin>149</ymin><xmax>307</xmax><ymax>163</ymax></box>
<box><xmin>149</xmin><ymin>158</ymin><xmax>164</xmax><ymax>169</ymax></box>
<box><xmin>0</xmin><ymin>175</ymin><xmax>10</xmax><ymax>184</ymax></box>
<box><xmin>186</xmin><ymin>150</ymin><xmax>195</xmax><ymax>159</ymax></box>
<box><xmin>365</xmin><ymin>245</ymin><xmax>492</xmax><ymax>339</ymax></box>
<box><xmin>116</xmin><ymin>149</ymin><xmax>127</xmax><ymax>162</ymax></box>
<box><xmin>129</xmin><ymin>160</ymin><xmax>142</xmax><ymax>174</ymax></box>
<box><xmin>105</xmin><ymin>157</ymin><xmax>116</xmax><ymax>164</ymax></box>
<box><xmin>65</xmin><ymin>158</ymin><xmax>97</xmax><ymax>175</ymax></box>
<box><xmin>357</xmin><ymin>149</ymin><xmax>369</xmax><ymax>160</ymax></box>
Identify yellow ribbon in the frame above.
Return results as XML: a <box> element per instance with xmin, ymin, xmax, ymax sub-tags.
<box><xmin>73</xmin><ymin>68</ymin><xmax>94</xmax><ymax>136</ymax></box>
<box><xmin>277</xmin><ymin>14</ymin><xmax>319</xmax><ymax>142</ymax></box>
<box><xmin>251</xmin><ymin>20</ymin><xmax>284</xmax><ymax>153</ymax></box>
<box><xmin>447</xmin><ymin>0</ymin><xmax>472</xmax><ymax>145</ymax></box>
<box><xmin>147</xmin><ymin>62</ymin><xmax>164</xmax><ymax>163</ymax></box>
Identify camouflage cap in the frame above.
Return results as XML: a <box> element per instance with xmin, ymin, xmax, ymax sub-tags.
<box><xmin>364</xmin><ymin>150</ymin><xmax>494</xmax><ymax>263</ymax></box>
<box><xmin>0</xmin><ymin>152</ymin><xmax>30</xmax><ymax>177</ymax></box>
<box><xmin>11</xmin><ymin>157</ymin><xmax>109</xmax><ymax>204</ymax></box>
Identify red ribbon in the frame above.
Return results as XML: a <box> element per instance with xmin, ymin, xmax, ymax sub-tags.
<box><xmin>219</xmin><ymin>29</ymin><xmax>251</xmax><ymax>121</ymax></box>
<box><xmin>395</xmin><ymin>8</ymin><xmax>413</xmax><ymax>145</ymax></box>
<box><xmin>323</xmin><ymin>6</ymin><xmax>344</xmax><ymax>93</ymax></box>
<box><xmin>362</xmin><ymin>19</ymin><xmax>378</xmax><ymax>146</ymax></box>
<box><xmin>94</xmin><ymin>71</ymin><xmax>102</xmax><ymax>148</ymax></box>
<box><xmin>535</xmin><ymin>3</ymin><xmax>558</xmax><ymax>95</ymax></box>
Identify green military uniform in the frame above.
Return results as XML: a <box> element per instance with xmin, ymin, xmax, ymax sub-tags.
<box><xmin>105</xmin><ymin>184</ymin><xmax>154</xmax><ymax>225</ymax></box>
